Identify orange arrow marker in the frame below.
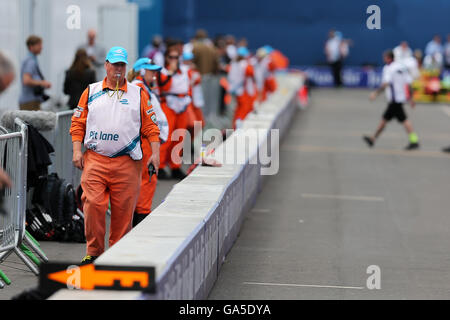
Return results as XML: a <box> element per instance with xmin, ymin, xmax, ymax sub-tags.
<box><xmin>48</xmin><ymin>264</ymin><xmax>149</xmax><ymax>290</ymax></box>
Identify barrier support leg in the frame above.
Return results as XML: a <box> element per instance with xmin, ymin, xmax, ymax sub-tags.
<box><xmin>14</xmin><ymin>247</ymin><xmax>39</xmax><ymax>275</ymax></box>
<box><xmin>0</xmin><ymin>250</ymin><xmax>13</xmax><ymax>263</ymax></box>
<box><xmin>0</xmin><ymin>269</ymin><xmax>11</xmax><ymax>286</ymax></box>
<box><xmin>25</xmin><ymin>230</ymin><xmax>40</xmax><ymax>248</ymax></box>
<box><xmin>24</xmin><ymin>232</ymin><xmax>48</xmax><ymax>262</ymax></box>
<box><xmin>20</xmin><ymin>244</ymin><xmax>41</xmax><ymax>266</ymax></box>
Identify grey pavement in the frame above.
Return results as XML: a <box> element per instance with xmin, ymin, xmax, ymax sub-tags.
<box><xmin>208</xmin><ymin>88</ymin><xmax>450</xmax><ymax>300</ymax></box>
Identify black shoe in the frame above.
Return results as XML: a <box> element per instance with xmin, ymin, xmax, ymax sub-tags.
<box><xmin>405</xmin><ymin>142</ymin><xmax>419</xmax><ymax>150</ymax></box>
<box><xmin>80</xmin><ymin>255</ymin><xmax>98</xmax><ymax>265</ymax></box>
<box><xmin>157</xmin><ymin>168</ymin><xmax>170</xmax><ymax>180</ymax></box>
<box><xmin>442</xmin><ymin>145</ymin><xmax>450</xmax><ymax>153</ymax></box>
<box><xmin>171</xmin><ymin>168</ymin><xmax>187</xmax><ymax>180</ymax></box>
<box><xmin>363</xmin><ymin>135</ymin><xmax>374</xmax><ymax>148</ymax></box>
<box><xmin>133</xmin><ymin>212</ymin><xmax>148</xmax><ymax>228</ymax></box>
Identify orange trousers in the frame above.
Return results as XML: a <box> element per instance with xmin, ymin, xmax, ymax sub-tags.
<box><xmin>81</xmin><ymin>150</ymin><xmax>142</xmax><ymax>256</ymax></box>
<box><xmin>186</xmin><ymin>104</ymin><xmax>205</xmax><ymax>130</ymax></box>
<box><xmin>233</xmin><ymin>94</ymin><xmax>254</xmax><ymax>129</ymax></box>
<box><xmin>159</xmin><ymin>102</ymin><xmax>188</xmax><ymax>170</ymax></box>
<box><xmin>262</xmin><ymin>77</ymin><xmax>277</xmax><ymax>101</ymax></box>
<box><xmin>135</xmin><ymin>139</ymin><xmax>158</xmax><ymax>215</ymax></box>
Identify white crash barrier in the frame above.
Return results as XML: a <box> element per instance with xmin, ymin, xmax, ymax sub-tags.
<box><xmin>49</xmin><ymin>73</ymin><xmax>303</xmax><ymax>300</ymax></box>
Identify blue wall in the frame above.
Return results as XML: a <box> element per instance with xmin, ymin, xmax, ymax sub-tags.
<box><xmin>161</xmin><ymin>0</ymin><xmax>450</xmax><ymax>66</ymax></box>
<box><xmin>129</xmin><ymin>0</ymin><xmax>163</xmax><ymax>56</ymax></box>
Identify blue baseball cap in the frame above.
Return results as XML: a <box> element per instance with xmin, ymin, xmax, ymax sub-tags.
<box><xmin>106</xmin><ymin>46</ymin><xmax>128</xmax><ymax>64</ymax></box>
<box><xmin>263</xmin><ymin>45</ymin><xmax>274</xmax><ymax>54</ymax></box>
<box><xmin>237</xmin><ymin>47</ymin><xmax>250</xmax><ymax>57</ymax></box>
<box><xmin>133</xmin><ymin>57</ymin><xmax>162</xmax><ymax>72</ymax></box>
<box><xmin>183</xmin><ymin>51</ymin><xmax>194</xmax><ymax>61</ymax></box>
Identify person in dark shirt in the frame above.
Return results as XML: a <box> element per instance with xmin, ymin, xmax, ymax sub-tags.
<box><xmin>63</xmin><ymin>49</ymin><xmax>96</xmax><ymax>109</ymax></box>
<box><xmin>19</xmin><ymin>35</ymin><xmax>52</xmax><ymax>110</ymax></box>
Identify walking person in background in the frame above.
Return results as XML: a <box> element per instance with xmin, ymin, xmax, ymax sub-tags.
<box><xmin>156</xmin><ymin>47</ymin><xmax>191</xmax><ymax>180</ymax></box>
<box><xmin>254</xmin><ymin>46</ymin><xmax>277</xmax><ymax>103</ymax></box>
<box><xmin>394</xmin><ymin>41</ymin><xmax>413</xmax><ymax>63</ymax></box>
<box><xmin>70</xmin><ymin>47</ymin><xmax>161</xmax><ymax>264</ymax></box>
<box><xmin>19</xmin><ymin>35</ymin><xmax>52</xmax><ymax>110</ymax></box>
<box><xmin>182</xmin><ymin>51</ymin><xmax>205</xmax><ymax>137</ymax></box>
<box><xmin>127</xmin><ymin>57</ymin><xmax>169</xmax><ymax>227</ymax></box>
<box><xmin>425</xmin><ymin>35</ymin><xmax>443</xmax><ymax>57</ymax></box>
<box><xmin>63</xmin><ymin>49</ymin><xmax>96</xmax><ymax>109</ymax></box>
<box><xmin>144</xmin><ymin>35</ymin><xmax>165</xmax><ymax>68</ymax></box>
<box><xmin>228</xmin><ymin>47</ymin><xmax>256</xmax><ymax>129</ymax></box>
<box><xmin>225</xmin><ymin>35</ymin><xmax>237</xmax><ymax>63</ymax></box>
<box><xmin>325</xmin><ymin>29</ymin><xmax>343</xmax><ymax>87</ymax></box>
<box><xmin>78</xmin><ymin>29</ymin><xmax>106</xmax><ymax>81</ymax></box>
<box><xmin>363</xmin><ymin>50</ymin><xmax>419</xmax><ymax>151</ymax></box>
<box><xmin>192</xmin><ymin>29</ymin><xmax>219</xmax><ymax>75</ymax></box>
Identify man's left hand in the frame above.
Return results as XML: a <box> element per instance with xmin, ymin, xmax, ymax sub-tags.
<box><xmin>147</xmin><ymin>153</ymin><xmax>160</xmax><ymax>176</ymax></box>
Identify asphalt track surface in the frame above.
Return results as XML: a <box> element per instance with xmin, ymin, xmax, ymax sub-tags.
<box><xmin>2</xmin><ymin>88</ymin><xmax>450</xmax><ymax>300</ymax></box>
<box><xmin>208</xmin><ymin>88</ymin><xmax>450</xmax><ymax>300</ymax></box>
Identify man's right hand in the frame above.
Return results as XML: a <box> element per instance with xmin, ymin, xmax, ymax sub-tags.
<box><xmin>73</xmin><ymin>150</ymin><xmax>84</xmax><ymax>170</ymax></box>
<box><xmin>73</xmin><ymin>142</ymin><xmax>84</xmax><ymax>170</ymax></box>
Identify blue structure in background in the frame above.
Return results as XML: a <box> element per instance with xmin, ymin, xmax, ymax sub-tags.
<box><xmin>128</xmin><ymin>0</ymin><xmax>163</xmax><ymax>57</ymax></box>
<box><xmin>159</xmin><ymin>0</ymin><xmax>450</xmax><ymax>67</ymax></box>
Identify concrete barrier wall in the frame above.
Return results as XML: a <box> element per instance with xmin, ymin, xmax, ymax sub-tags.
<box><xmin>49</xmin><ymin>73</ymin><xmax>303</xmax><ymax>300</ymax></box>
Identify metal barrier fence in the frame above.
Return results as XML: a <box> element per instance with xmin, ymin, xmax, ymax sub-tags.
<box><xmin>0</xmin><ymin>126</ymin><xmax>21</xmax><ymax>256</ymax></box>
<box><xmin>51</xmin><ymin>110</ymin><xmax>81</xmax><ymax>188</ymax></box>
<box><xmin>40</xmin><ymin>110</ymin><xmax>81</xmax><ymax>189</ymax></box>
<box><xmin>0</xmin><ymin>118</ymin><xmax>49</xmax><ymax>288</ymax></box>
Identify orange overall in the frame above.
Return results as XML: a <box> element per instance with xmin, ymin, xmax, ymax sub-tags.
<box><xmin>231</xmin><ymin>62</ymin><xmax>256</xmax><ymax>128</ymax></box>
<box><xmin>158</xmin><ymin>69</ymin><xmax>189</xmax><ymax>170</ymax></box>
<box><xmin>262</xmin><ymin>60</ymin><xmax>277</xmax><ymax>101</ymax></box>
<box><xmin>70</xmin><ymin>79</ymin><xmax>160</xmax><ymax>256</ymax></box>
<box><xmin>186</xmin><ymin>68</ymin><xmax>205</xmax><ymax>132</ymax></box>
<box><xmin>134</xmin><ymin>77</ymin><xmax>158</xmax><ymax>215</ymax></box>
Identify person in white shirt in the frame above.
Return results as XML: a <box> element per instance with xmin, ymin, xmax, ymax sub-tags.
<box><xmin>363</xmin><ymin>50</ymin><xmax>420</xmax><ymax>150</ymax></box>
<box><xmin>325</xmin><ymin>29</ymin><xmax>343</xmax><ymax>87</ymax></box>
<box><xmin>393</xmin><ymin>41</ymin><xmax>413</xmax><ymax>63</ymax></box>
<box><xmin>425</xmin><ymin>35</ymin><xmax>443</xmax><ymax>57</ymax></box>
<box><xmin>423</xmin><ymin>52</ymin><xmax>444</xmax><ymax>70</ymax></box>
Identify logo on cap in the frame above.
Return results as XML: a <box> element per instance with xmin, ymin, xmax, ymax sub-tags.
<box><xmin>115</xmin><ymin>49</ymin><xmax>125</xmax><ymax>56</ymax></box>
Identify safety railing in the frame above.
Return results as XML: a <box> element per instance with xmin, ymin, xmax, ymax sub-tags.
<box><xmin>51</xmin><ymin>110</ymin><xmax>81</xmax><ymax>188</ymax></box>
<box><xmin>0</xmin><ymin>124</ymin><xmax>22</xmax><ymax>288</ymax></box>
<box><xmin>0</xmin><ymin>118</ymin><xmax>49</xmax><ymax>289</ymax></box>
<box><xmin>38</xmin><ymin>110</ymin><xmax>81</xmax><ymax>190</ymax></box>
